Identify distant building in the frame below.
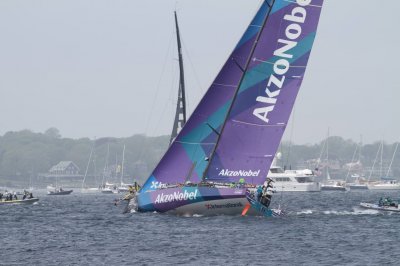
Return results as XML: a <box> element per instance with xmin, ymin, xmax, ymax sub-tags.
<box><xmin>49</xmin><ymin>161</ymin><xmax>80</xmax><ymax>175</ymax></box>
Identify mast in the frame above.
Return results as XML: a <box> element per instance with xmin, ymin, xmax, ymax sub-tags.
<box><xmin>120</xmin><ymin>144</ymin><xmax>126</xmax><ymax>186</ymax></box>
<box><xmin>385</xmin><ymin>142</ymin><xmax>399</xmax><ymax>178</ymax></box>
<box><xmin>170</xmin><ymin>11</ymin><xmax>187</xmax><ymax>144</ymax></box>
<box><xmin>326</xmin><ymin>127</ymin><xmax>330</xmax><ymax>180</ymax></box>
<box><xmin>101</xmin><ymin>143</ymin><xmax>110</xmax><ymax>187</ymax></box>
<box><xmin>380</xmin><ymin>139</ymin><xmax>383</xmax><ymax>178</ymax></box>
<box><xmin>83</xmin><ymin>143</ymin><xmax>94</xmax><ymax>189</ymax></box>
<box><xmin>202</xmin><ymin>0</ymin><xmax>275</xmax><ymax>180</ymax></box>
<box><xmin>368</xmin><ymin>142</ymin><xmax>382</xmax><ymax>182</ymax></box>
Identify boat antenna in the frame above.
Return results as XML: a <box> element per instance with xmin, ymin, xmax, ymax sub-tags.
<box><xmin>170</xmin><ymin>11</ymin><xmax>187</xmax><ymax>144</ymax></box>
<box><xmin>202</xmin><ymin>0</ymin><xmax>275</xmax><ymax>181</ymax></box>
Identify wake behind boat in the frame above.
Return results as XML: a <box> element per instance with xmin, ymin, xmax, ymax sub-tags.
<box><xmin>134</xmin><ymin>0</ymin><xmax>325</xmax><ymax>216</ymax></box>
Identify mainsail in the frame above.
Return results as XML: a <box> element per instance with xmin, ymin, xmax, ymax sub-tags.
<box><xmin>205</xmin><ymin>0</ymin><xmax>324</xmax><ymax>183</ymax></box>
<box><xmin>141</xmin><ymin>0</ymin><xmax>324</xmax><ymax>191</ymax></box>
<box><xmin>170</xmin><ymin>11</ymin><xmax>187</xmax><ymax>145</ymax></box>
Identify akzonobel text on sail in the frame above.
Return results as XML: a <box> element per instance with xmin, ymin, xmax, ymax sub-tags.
<box><xmin>254</xmin><ymin>0</ymin><xmax>312</xmax><ymax>123</ymax></box>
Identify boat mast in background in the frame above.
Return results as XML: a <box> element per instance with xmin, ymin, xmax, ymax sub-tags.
<box><xmin>82</xmin><ymin>143</ymin><xmax>94</xmax><ymax>189</ymax></box>
<box><xmin>120</xmin><ymin>144</ymin><xmax>126</xmax><ymax>186</ymax></box>
<box><xmin>170</xmin><ymin>11</ymin><xmax>187</xmax><ymax>145</ymax></box>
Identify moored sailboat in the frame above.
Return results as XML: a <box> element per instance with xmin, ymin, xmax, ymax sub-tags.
<box><xmin>135</xmin><ymin>0</ymin><xmax>324</xmax><ymax>215</ymax></box>
<box><xmin>367</xmin><ymin>141</ymin><xmax>400</xmax><ymax>190</ymax></box>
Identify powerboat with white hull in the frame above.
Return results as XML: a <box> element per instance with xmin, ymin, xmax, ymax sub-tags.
<box><xmin>360</xmin><ymin>197</ymin><xmax>400</xmax><ymax>212</ymax></box>
<box><xmin>321</xmin><ymin>181</ymin><xmax>347</xmax><ymax>191</ymax></box>
<box><xmin>134</xmin><ymin>1</ymin><xmax>324</xmax><ymax>215</ymax></box>
<box><xmin>0</xmin><ymin>198</ymin><xmax>39</xmax><ymax>205</ymax></box>
<box><xmin>268</xmin><ymin>166</ymin><xmax>320</xmax><ymax>192</ymax></box>
<box><xmin>47</xmin><ymin>188</ymin><xmax>73</xmax><ymax>195</ymax></box>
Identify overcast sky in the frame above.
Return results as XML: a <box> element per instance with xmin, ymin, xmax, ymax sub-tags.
<box><xmin>0</xmin><ymin>0</ymin><xmax>399</xmax><ymax>144</ymax></box>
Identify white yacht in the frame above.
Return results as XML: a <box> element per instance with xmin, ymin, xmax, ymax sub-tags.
<box><xmin>367</xmin><ymin>180</ymin><xmax>400</xmax><ymax>190</ymax></box>
<box><xmin>320</xmin><ymin>171</ymin><xmax>347</xmax><ymax>191</ymax></box>
<box><xmin>367</xmin><ymin>142</ymin><xmax>400</xmax><ymax>190</ymax></box>
<box><xmin>268</xmin><ymin>166</ymin><xmax>321</xmax><ymax>192</ymax></box>
<box><xmin>347</xmin><ymin>174</ymin><xmax>368</xmax><ymax>190</ymax></box>
<box><xmin>101</xmin><ymin>182</ymin><xmax>118</xmax><ymax>194</ymax></box>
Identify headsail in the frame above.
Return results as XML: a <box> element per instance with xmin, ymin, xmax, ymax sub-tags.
<box><xmin>204</xmin><ymin>0</ymin><xmax>324</xmax><ymax>184</ymax></box>
<box><xmin>141</xmin><ymin>2</ymin><xmax>274</xmax><ymax>192</ymax></box>
<box><xmin>170</xmin><ymin>11</ymin><xmax>187</xmax><ymax>145</ymax></box>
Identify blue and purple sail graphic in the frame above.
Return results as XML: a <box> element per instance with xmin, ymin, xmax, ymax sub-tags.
<box><xmin>140</xmin><ymin>0</ymin><xmax>324</xmax><ymax>196</ymax></box>
<box><xmin>206</xmin><ymin>0</ymin><xmax>324</xmax><ymax>183</ymax></box>
<box><xmin>141</xmin><ymin>1</ymin><xmax>273</xmax><ymax>192</ymax></box>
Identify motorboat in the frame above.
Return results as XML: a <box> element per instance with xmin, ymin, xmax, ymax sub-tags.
<box><xmin>0</xmin><ymin>198</ymin><xmax>39</xmax><ymax>205</ymax></box>
<box><xmin>268</xmin><ymin>166</ymin><xmax>320</xmax><ymax>192</ymax></box>
<box><xmin>321</xmin><ymin>180</ymin><xmax>347</xmax><ymax>191</ymax></box>
<box><xmin>47</xmin><ymin>187</ymin><xmax>73</xmax><ymax>195</ymax></box>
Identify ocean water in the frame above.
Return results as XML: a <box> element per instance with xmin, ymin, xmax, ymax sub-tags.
<box><xmin>1</xmin><ymin>190</ymin><xmax>400</xmax><ymax>265</ymax></box>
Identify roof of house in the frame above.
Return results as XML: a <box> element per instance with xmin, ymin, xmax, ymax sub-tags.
<box><xmin>49</xmin><ymin>161</ymin><xmax>80</xmax><ymax>172</ymax></box>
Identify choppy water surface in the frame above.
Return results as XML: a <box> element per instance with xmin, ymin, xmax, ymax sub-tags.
<box><xmin>1</xmin><ymin>190</ymin><xmax>400</xmax><ymax>265</ymax></box>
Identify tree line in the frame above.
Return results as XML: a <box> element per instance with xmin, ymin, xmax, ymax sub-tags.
<box><xmin>0</xmin><ymin>128</ymin><xmax>398</xmax><ymax>186</ymax></box>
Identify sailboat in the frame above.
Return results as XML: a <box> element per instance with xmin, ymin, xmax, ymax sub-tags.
<box><xmin>134</xmin><ymin>0</ymin><xmax>324</xmax><ymax>215</ymax></box>
<box><xmin>346</xmin><ymin>138</ymin><xmax>368</xmax><ymax>190</ymax></box>
<box><xmin>100</xmin><ymin>143</ymin><xmax>117</xmax><ymax>194</ymax></box>
<box><xmin>117</xmin><ymin>145</ymin><xmax>132</xmax><ymax>193</ymax></box>
<box><xmin>81</xmin><ymin>141</ymin><xmax>100</xmax><ymax>193</ymax></box>
<box><xmin>320</xmin><ymin>128</ymin><xmax>346</xmax><ymax>191</ymax></box>
<box><xmin>368</xmin><ymin>141</ymin><xmax>400</xmax><ymax>190</ymax></box>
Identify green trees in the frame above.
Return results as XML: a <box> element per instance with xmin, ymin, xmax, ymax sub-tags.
<box><xmin>0</xmin><ymin>129</ymin><xmax>398</xmax><ymax>185</ymax></box>
<box><xmin>0</xmin><ymin>129</ymin><xmax>168</xmax><ymax>185</ymax></box>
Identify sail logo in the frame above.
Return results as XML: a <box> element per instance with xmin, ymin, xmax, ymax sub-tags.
<box><xmin>150</xmin><ymin>181</ymin><xmax>167</xmax><ymax>190</ymax></box>
<box><xmin>253</xmin><ymin>0</ymin><xmax>311</xmax><ymax>123</ymax></box>
<box><xmin>155</xmin><ymin>190</ymin><xmax>198</xmax><ymax>204</ymax></box>
<box><xmin>205</xmin><ymin>202</ymin><xmax>243</xmax><ymax>209</ymax></box>
<box><xmin>218</xmin><ymin>169</ymin><xmax>260</xmax><ymax>177</ymax></box>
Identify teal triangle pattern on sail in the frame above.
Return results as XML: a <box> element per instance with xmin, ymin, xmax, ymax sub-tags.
<box><xmin>205</xmin><ymin>0</ymin><xmax>324</xmax><ymax>184</ymax></box>
<box><xmin>140</xmin><ymin>2</ymin><xmax>273</xmax><ymax>192</ymax></box>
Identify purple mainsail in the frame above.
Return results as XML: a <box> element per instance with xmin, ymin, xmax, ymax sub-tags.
<box><xmin>141</xmin><ymin>0</ymin><xmax>324</xmax><ymax>191</ymax></box>
<box><xmin>141</xmin><ymin>2</ymin><xmax>273</xmax><ymax>192</ymax></box>
<box><xmin>205</xmin><ymin>0</ymin><xmax>324</xmax><ymax>184</ymax></box>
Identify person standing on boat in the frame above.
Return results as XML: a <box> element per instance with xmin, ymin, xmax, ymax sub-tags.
<box><xmin>260</xmin><ymin>178</ymin><xmax>274</xmax><ymax>208</ymax></box>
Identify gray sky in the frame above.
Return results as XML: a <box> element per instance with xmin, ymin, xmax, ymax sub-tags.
<box><xmin>0</xmin><ymin>0</ymin><xmax>399</xmax><ymax>144</ymax></box>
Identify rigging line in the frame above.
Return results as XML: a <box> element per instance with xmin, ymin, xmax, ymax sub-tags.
<box><xmin>315</xmin><ymin>135</ymin><xmax>326</xmax><ymax>170</ymax></box>
<box><xmin>202</xmin><ymin>0</ymin><xmax>277</xmax><ymax>181</ymax></box>
<box><xmin>136</xmin><ymin>27</ymin><xmax>174</xmax><ymax>161</ymax></box>
<box><xmin>345</xmin><ymin>144</ymin><xmax>358</xmax><ymax>183</ymax></box>
<box><xmin>182</xmin><ymin>33</ymin><xmax>204</xmax><ymax>96</ymax></box>
<box><xmin>385</xmin><ymin>142</ymin><xmax>399</xmax><ymax>178</ymax></box>
<box><xmin>368</xmin><ymin>142</ymin><xmax>382</xmax><ymax>182</ymax></box>
<box><xmin>145</xmin><ymin>31</ymin><xmax>174</xmax><ymax>134</ymax></box>
<box><xmin>285</xmin><ymin>106</ymin><xmax>296</xmax><ymax>168</ymax></box>
<box><xmin>151</xmin><ymin>54</ymin><xmax>179</xmax><ymax>137</ymax></box>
